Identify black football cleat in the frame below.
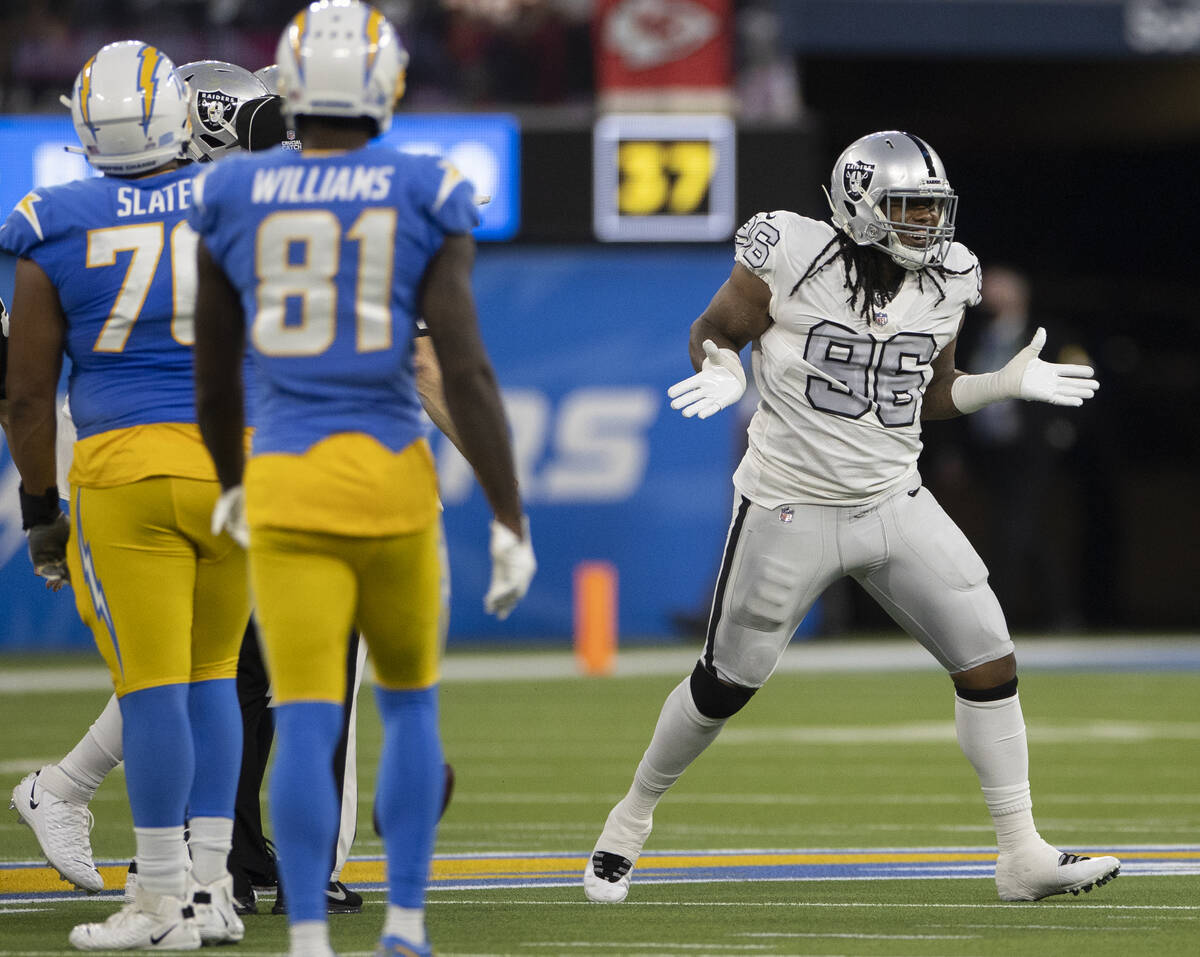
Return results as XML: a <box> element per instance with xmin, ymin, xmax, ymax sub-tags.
<box><xmin>271</xmin><ymin>880</ymin><xmax>363</xmax><ymax>915</ymax></box>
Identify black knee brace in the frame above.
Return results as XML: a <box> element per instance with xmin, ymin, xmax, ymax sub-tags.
<box><xmin>689</xmin><ymin>661</ymin><xmax>756</xmax><ymax>719</ymax></box>
<box><xmin>955</xmin><ymin>675</ymin><xmax>1019</xmax><ymax>702</ymax></box>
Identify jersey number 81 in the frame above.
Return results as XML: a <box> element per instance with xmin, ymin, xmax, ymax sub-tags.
<box><xmin>253</xmin><ymin>209</ymin><xmax>397</xmax><ymax>357</ymax></box>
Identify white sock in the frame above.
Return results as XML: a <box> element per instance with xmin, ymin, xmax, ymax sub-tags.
<box><xmin>621</xmin><ymin>676</ymin><xmax>727</xmax><ymax>820</ymax></box>
<box><xmin>134</xmin><ymin>825</ymin><xmax>189</xmax><ymax>899</ymax></box>
<box><xmin>955</xmin><ymin>693</ymin><xmax>1039</xmax><ymax>852</ymax></box>
<box><xmin>382</xmin><ymin>906</ymin><xmax>426</xmax><ymax>945</ymax></box>
<box><xmin>40</xmin><ymin>695</ymin><xmax>123</xmax><ymax>804</ymax></box>
<box><xmin>289</xmin><ymin>921</ymin><xmax>330</xmax><ymax>956</ymax></box>
<box><xmin>187</xmin><ymin>816</ymin><xmax>233</xmax><ymax>886</ymax></box>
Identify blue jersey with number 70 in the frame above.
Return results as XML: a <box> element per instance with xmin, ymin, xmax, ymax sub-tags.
<box><xmin>188</xmin><ymin>143</ymin><xmax>479</xmax><ymax>458</ymax></box>
<box><xmin>0</xmin><ymin>167</ymin><xmax>202</xmax><ymax>440</ymax></box>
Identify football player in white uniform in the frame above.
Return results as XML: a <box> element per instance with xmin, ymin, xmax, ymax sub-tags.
<box><xmin>584</xmin><ymin>131</ymin><xmax>1118</xmax><ymax>905</ymax></box>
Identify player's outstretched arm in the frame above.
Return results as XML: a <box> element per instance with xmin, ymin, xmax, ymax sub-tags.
<box><xmin>687</xmin><ymin>263</ymin><xmax>772</xmax><ymax>369</ymax></box>
<box><xmin>193</xmin><ymin>240</ymin><xmax>247</xmax><ymax>492</ymax></box>
<box><xmin>921</xmin><ymin>324</ymin><xmax>964</xmax><ymax>421</ymax></box>
<box><xmin>932</xmin><ymin>326</ymin><xmax>1099</xmax><ymax>419</ymax></box>
<box><xmin>420</xmin><ymin>233</ymin><xmax>534</xmax><ymax>619</ymax></box>
<box><xmin>6</xmin><ymin>258</ymin><xmax>69</xmax><ymax>587</ymax></box>
<box><xmin>668</xmin><ymin>263</ymin><xmax>771</xmax><ymax>420</ymax></box>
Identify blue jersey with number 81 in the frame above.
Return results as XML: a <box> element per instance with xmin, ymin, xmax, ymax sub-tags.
<box><xmin>189</xmin><ymin>144</ymin><xmax>479</xmax><ymax>458</ymax></box>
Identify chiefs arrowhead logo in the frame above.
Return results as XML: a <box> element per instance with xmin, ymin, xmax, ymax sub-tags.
<box><xmin>605</xmin><ymin>0</ymin><xmax>719</xmax><ymax>70</ymax></box>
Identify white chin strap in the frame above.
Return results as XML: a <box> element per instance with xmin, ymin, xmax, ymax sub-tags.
<box><xmin>886</xmin><ymin>238</ymin><xmax>933</xmax><ymax>270</ymax></box>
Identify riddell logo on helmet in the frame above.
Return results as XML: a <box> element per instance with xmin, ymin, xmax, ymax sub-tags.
<box><xmin>843</xmin><ymin>160</ymin><xmax>875</xmax><ymax>201</ymax></box>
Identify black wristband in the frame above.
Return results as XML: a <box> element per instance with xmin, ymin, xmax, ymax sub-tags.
<box><xmin>18</xmin><ymin>484</ymin><xmax>61</xmax><ymax>530</ymax></box>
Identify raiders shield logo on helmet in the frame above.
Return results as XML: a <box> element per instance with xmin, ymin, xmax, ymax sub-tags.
<box><xmin>842</xmin><ymin>160</ymin><xmax>876</xmax><ymax>201</ymax></box>
<box><xmin>196</xmin><ymin>89</ymin><xmax>238</xmax><ymax>133</ymax></box>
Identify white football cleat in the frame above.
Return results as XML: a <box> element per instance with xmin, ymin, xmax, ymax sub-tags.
<box><xmin>190</xmin><ymin>872</ymin><xmax>245</xmax><ymax>945</ymax></box>
<box><xmin>69</xmin><ymin>887</ymin><xmax>200</xmax><ymax>951</ymax></box>
<box><xmin>995</xmin><ymin>839</ymin><xmax>1121</xmax><ymax>901</ymax></box>
<box><xmin>10</xmin><ymin>767</ymin><xmax>104</xmax><ymax>893</ymax></box>
<box><xmin>583</xmin><ymin>801</ymin><xmax>652</xmax><ymax>903</ymax></box>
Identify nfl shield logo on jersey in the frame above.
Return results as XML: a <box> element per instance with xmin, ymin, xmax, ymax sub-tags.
<box><xmin>779</xmin><ymin>506</ymin><xmax>794</xmax><ymax>524</ymax></box>
<box><xmin>870</xmin><ymin>308</ymin><xmax>889</xmax><ymax>329</ymax></box>
<box><xmin>843</xmin><ymin>160</ymin><xmax>875</xmax><ymax>201</ymax></box>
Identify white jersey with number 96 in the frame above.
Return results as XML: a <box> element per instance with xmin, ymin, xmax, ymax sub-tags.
<box><xmin>732</xmin><ymin>210</ymin><xmax>981</xmax><ymax>509</ymax></box>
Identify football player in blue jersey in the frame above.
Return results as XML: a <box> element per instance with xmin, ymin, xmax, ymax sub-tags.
<box><xmin>1</xmin><ymin>296</ymin><xmax>8</xmax><ymax>421</ymax></box>
<box><xmin>1</xmin><ymin>41</ymin><xmax>249</xmax><ymax>950</ymax></box>
<box><xmin>7</xmin><ymin>55</ymin><xmax>457</xmax><ymax>919</ymax></box>
<box><xmin>6</xmin><ymin>58</ymin><xmax>284</xmax><ymax>913</ymax></box>
<box><xmin>1</xmin><ymin>295</ymin><xmax>9</xmax><ymax>430</ymax></box>
<box><xmin>190</xmin><ymin>3</ymin><xmax>535</xmax><ymax>956</ymax></box>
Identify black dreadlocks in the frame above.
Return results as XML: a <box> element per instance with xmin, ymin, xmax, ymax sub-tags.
<box><xmin>789</xmin><ymin>231</ymin><xmax>973</xmax><ymax>321</ymax></box>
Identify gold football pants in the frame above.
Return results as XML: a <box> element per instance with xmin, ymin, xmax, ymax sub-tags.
<box><xmin>248</xmin><ymin>519</ymin><xmax>446</xmax><ymax>704</ymax></box>
<box><xmin>66</xmin><ymin>477</ymin><xmax>250</xmax><ymax>696</ymax></box>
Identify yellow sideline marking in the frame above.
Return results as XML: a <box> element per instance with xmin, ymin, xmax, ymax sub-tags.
<box><xmin>426</xmin><ymin>851</ymin><xmax>1001</xmax><ymax>881</ymax></box>
<box><xmin>3</xmin><ymin>854</ymin><xmax>996</xmax><ymax>894</ymax></box>
<box><xmin>4</xmin><ymin>849</ymin><xmax>1198</xmax><ymax>894</ymax></box>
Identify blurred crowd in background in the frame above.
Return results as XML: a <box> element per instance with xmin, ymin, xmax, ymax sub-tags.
<box><xmin>0</xmin><ymin>0</ymin><xmax>799</xmax><ymax>121</ymax></box>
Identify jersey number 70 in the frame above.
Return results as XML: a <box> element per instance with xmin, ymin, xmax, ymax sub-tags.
<box><xmin>87</xmin><ymin>222</ymin><xmax>198</xmax><ymax>352</ymax></box>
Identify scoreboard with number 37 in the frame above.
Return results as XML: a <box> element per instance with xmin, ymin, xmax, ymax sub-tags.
<box><xmin>593</xmin><ymin>114</ymin><xmax>736</xmax><ymax>243</ymax></box>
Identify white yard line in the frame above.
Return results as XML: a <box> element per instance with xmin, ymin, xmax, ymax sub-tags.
<box><xmin>3</xmin><ymin>636</ymin><xmax>1199</xmax><ymax>694</ymax></box>
<box><xmin>427</xmin><ymin>898</ymin><xmax>1200</xmax><ymax>910</ymax></box>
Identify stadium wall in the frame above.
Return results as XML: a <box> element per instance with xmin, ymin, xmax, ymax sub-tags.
<box><xmin>0</xmin><ymin>245</ymin><xmax>811</xmax><ymax>648</ymax></box>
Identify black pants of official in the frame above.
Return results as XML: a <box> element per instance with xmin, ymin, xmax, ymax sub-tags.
<box><xmin>226</xmin><ymin>620</ymin><xmax>360</xmax><ymax>889</ymax></box>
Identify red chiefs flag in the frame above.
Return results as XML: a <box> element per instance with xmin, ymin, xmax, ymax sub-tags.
<box><xmin>596</xmin><ymin>0</ymin><xmax>733</xmax><ymax>111</ymax></box>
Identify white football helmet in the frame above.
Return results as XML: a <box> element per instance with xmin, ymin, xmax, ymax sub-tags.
<box><xmin>275</xmin><ymin>0</ymin><xmax>409</xmax><ymax>134</ymax></box>
<box><xmin>176</xmin><ymin>60</ymin><xmax>270</xmax><ymax>162</ymax></box>
<box><xmin>825</xmin><ymin>131</ymin><xmax>958</xmax><ymax>270</ymax></box>
<box><xmin>70</xmin><ymin>41</ymin><xmax>190</xmax><ymax>175</ymax></box>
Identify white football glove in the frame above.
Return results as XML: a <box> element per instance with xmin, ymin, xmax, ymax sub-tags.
<box><xmin>211</xmin><ymin>485</ymin><xmax>249</xmax><ymax>548</ymax></box>
<box><xmin>951</xmin><ymin>327</ymin><xmax>1099</xmax><ymax>415</ymax></box>
<box><xmin>667</xmin><ymin>339</ymin><xmax>747</xmax><ymax>420</ymax></box>
<box><xmin>484</xmin><ymin>516</ymin><xmax>536</xmax><ymax>620</ymax></box>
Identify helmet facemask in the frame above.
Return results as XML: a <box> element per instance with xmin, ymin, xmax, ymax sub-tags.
<box><xmin>876</xmin><ymin>188</ymin><xmax>957</xmax><ymax>269</ymax></box>
<box><xmin>825</xmin><ymin>131</ymin><xmax>959</xmax><ymax>271</ymax></box>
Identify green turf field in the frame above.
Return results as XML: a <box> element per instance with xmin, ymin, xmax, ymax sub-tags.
<box><xmin>2</xmin><ymin>643</ymin><xmax>1198</xmax><ymax>956</ymax></box>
